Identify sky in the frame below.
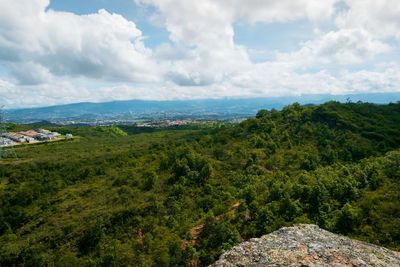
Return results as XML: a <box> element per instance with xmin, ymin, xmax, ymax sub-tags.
<box><xmin>1</xmin><ymin>0</ymin><xmax>400</xmax><ymax>108</ymax></box>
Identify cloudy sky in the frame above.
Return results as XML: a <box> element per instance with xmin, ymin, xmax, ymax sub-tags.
<box><xmin>0</xmin><ymin>0</ymin><xmax>400</xmax><ymax>108</ymax></box>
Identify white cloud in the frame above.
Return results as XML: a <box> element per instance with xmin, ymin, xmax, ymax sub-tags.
<box><xmin>278</xmin><ymin>28</ymin><xmax>392</xmax><ymax>66</ymax></box>
<box><xmin>341</xmin><ymin>66</ymin><xmax>400</xmax><ymax>93</ymax></box>
<box><xmin>1</xmin><ymin>0</ymin><xmax>400</xmax><ymax>108</ymax></box>
<box><xmin>2</xmin><ymin>62</ymin><xmax>400</xmax><ymax>109</ymax></box>
<box><xmin>136</xmin><ymin>0</ymin><xmax>340</xmax><ymax>48</ymax></box>
<box><xmin>137</xmin><ymin>0</ymin><xmax>396</xmax><ymax>90</ymax></box>
<box><xmin>229</xmin><ymin>0</ymin><xmax>340</xmax><ymax>23</ymax></box>
<box><xmin>0</xmin><ymin>0</ymin><xmax>160</xmax><ymax>84</ymax></box>
<box><xmin>337</xmin><ymin>0</ymin><xmax>400</xmax><ymax>40</ymax></box>
<box><xmin>154</xmin><ymin>43</ymin><xmax>195</xmax><ymax>61</ymax></box>
<box><xmin>8</xmin><ymin>61</ymin><xmax>53</xmax><ymax>85</ymax></box>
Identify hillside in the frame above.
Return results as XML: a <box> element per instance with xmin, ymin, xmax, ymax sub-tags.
<box><xmin>1</xmin><ymin>101</ymin><xmax>400</xmax><ymax>266</ymax></box>
<box><xmin>5</xmin><ymin>93</ymin><xmax>400</xmax><ymax>123</ymax></box>
<box><xmin>212</xmin><ymin>224</ymin><xmax>400</xmax><ymax>266</ymax></box>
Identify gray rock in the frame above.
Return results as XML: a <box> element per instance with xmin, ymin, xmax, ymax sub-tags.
<box><xmin>211</xmin><ymin>224</ymin><xmax>400</xmax><ymax>267</ymax></box>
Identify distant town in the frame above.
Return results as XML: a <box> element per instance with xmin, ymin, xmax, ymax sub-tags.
<box><xmin>0</xmin><ymin>128</ymin><xmax>72</xmax><ymax>147</ymax></box>
<box><xmin>22</xmin><ymin>118</ymin><xmax>247</xmax><ymax>127</ymax></box>
<box><xmin>134</xmin><ymin>118</ymin><xmax>246</xmax><ymax>127</ymax></box>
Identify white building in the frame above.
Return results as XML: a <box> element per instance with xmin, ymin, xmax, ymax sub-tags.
<box><xmin>0</xmin><ymin>137</ymin><xmax>13</xmax><ymax>147</ymax></box>
<box><xmin>38</xmin><ymin>129</ymin><xmax>51</xmax><ymax>135</ymax></box>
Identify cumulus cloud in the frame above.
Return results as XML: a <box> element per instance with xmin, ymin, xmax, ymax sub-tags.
<box><xmin>0</xmin><ymin>0</ymin><xmax>160</xmax><ymax>84</ymax></box>
<box><xmin>1</xmin><ymin>0</ymin><xmax>400</xmax><ymax>108</ymax></box>
<box><xmin>337</xmin><ymin>0</ymin><xmax>400</xmax><ymax>40</ymax></box>
<box><xmin>137</xmin><ymin>0</ymin><xmax>397</xmax><ymax>90</ymax></box>
<box><xmin>278</xmin><ymin>28</ymin><xmax>392</xmax><ymax>66</ymax></box>
<box><xmin>137</xmin><ymin>0</ymin><xmax>340</xmax><ymax>46</ymax></box>
<box><xmin>8</xmin><ymin>61</ymin><xmax>53</xmax><ymax>85</ymax></box>
<box><xmin>228</xmin><ymin>0</ymin><xmax>340</xmax><ymax>23</ymax></box>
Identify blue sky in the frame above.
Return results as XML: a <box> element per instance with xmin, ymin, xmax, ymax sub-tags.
<box><xmin>1</xmin><ymin>0</ymin><xmax>400</xmax><ymax>108</ymax></box>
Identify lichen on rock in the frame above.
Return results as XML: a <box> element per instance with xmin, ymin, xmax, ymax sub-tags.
<box><xmin>211</xmin><ymin>224</ymin><xmax>400</xmax><ymax>267</ymax></box>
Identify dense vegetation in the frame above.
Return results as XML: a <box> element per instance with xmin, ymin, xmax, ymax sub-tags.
<box><xmin>1</xmin><ymin>101</ymin><xmax>400</xmax><ymax>266</ymax></box>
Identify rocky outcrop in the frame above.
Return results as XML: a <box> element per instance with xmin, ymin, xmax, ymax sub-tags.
<box><xmin>212</xmin><ymin>224</ymin><xmax>400</xmax><ymax>267</ymax></box>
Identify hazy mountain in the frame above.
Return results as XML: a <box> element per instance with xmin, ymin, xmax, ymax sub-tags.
<box><xmin>5</xmin><ymin>92</ymin><xmax>400</xmax><ymax>123</ymax></box>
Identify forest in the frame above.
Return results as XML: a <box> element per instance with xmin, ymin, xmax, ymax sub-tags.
<box><xmin>1</xmin><ymin>101</ymin><xmax>400</xmax><ymax>266</ymax></box>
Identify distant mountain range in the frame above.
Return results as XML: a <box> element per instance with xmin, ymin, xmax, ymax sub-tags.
<box><xmin>5</xmin><ymin>92</ymin><xmax>400</xmax><ymax>123</ymax></box>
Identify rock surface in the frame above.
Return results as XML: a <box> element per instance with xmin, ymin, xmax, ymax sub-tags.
<box><xmin>211</xmin><ymin>224</ymin><xmax>400</xmax><ymax>267</ymax></box>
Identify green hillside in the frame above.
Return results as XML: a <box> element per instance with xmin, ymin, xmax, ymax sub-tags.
<box><xmin>1</xmin><ymin>101</ymin><xmax>400</xmax><ymax>266</ymax></box>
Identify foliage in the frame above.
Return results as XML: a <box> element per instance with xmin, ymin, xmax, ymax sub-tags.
<box><xmin>1</xmin><ymin>101</ymin><xmax>400</xmax><ymax>266</ymax></box>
